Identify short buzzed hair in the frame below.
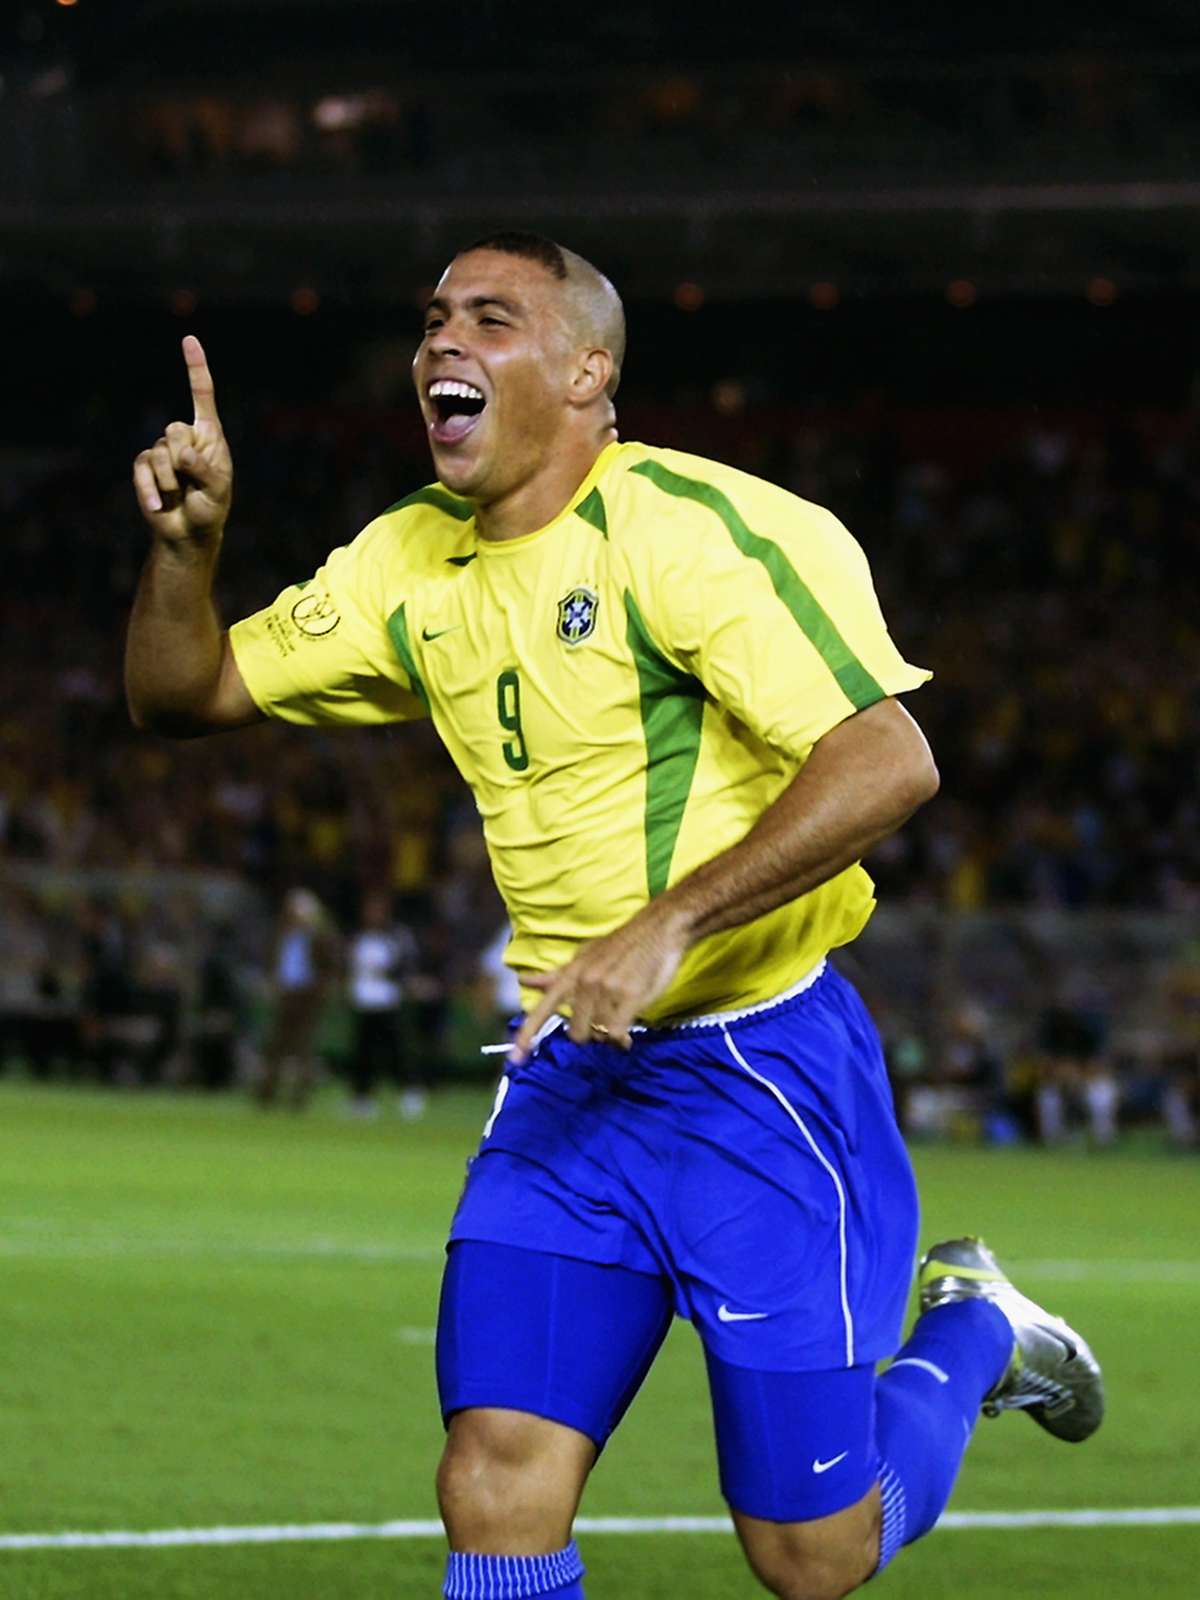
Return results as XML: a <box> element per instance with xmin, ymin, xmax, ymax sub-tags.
<box><xmin>461</xmin><ymin>230</ymin><xmax>569</xmax><ymax>280</ymax></box>
<box><xmin>457</xmin><ymin>231</ymin><xmax>626</xmax><ymax>399</ymax></box>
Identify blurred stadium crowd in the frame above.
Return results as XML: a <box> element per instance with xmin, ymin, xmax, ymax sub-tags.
<box><xmin>2</xmin><ymin>367</ymin><xmax>1197</xmax><ymax>1143</ymax></box>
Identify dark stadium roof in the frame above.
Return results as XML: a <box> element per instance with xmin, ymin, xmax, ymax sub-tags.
<box><xmin>6</xmin><ymin>0</ymin><xmax>1200</xmax><ymax>306</ymax></box>
<box><xmin>14</xmin><ymin>0</ymin><xmax>1200</xmax><ymax>82</ymax></box>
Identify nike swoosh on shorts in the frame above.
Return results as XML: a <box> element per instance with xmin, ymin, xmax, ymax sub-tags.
<box><xmin>717</xmin><ymin>1304</ymin><xmax>769</xmax><ymax>1323</ymax></box>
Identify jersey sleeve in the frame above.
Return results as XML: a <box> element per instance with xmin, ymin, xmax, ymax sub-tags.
<box><xmin>633</xmin><ymin>467</ymin><xmax>929</xmax><ymax>759</ymax></box>
<box><xmin>228</xmin><ymin>525</ymin><xmax>427</xmax><ymax>726</ymax></box>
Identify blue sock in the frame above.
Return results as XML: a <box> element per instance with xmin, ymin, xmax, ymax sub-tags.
<box><xmin>443</xmin><ymin>1541</ymin><xmax>585</xmax><ymax>1598</ymax></box>
<box><xmin>874</xmin><ymin>1300</ymin><xmax>1013</xmax><ymax>1571</ymax></box>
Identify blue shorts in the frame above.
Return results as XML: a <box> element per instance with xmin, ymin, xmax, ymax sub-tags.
<box><xmin>439</xmin><ymin>962</ymin><xmax>919</xmax><ymax>1520</ymax></box>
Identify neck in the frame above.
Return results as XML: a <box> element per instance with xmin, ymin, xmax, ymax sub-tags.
<box><xmin>474</xmin><ymin>424</ymin><xmax>617</xmax><ymax>542</ymax></box>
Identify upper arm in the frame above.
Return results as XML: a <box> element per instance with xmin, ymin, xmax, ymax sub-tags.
<box><xmin>199</xmin><ymin>634</ymin><xmax>264</xmax><ymax>731</ymax></box>
<box><xmin>807</xmin><ymin>695</ymin><xmax>939</xmax><ymax>806</ymax></box>
<box><xmin>129</xmin><ymin>629</ymin><xmax>264</xmax><ymax>739</ymax></box>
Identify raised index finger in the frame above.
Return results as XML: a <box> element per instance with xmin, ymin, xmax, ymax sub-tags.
<box><xmin>182</xmin><ymin>334</ymin><xmax>220</xmax><ymax>427</ymax></box>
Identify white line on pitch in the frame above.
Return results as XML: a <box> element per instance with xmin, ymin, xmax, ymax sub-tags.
<box><xmin>2</xmin><ymin>1508</ymin><xmax>1199</xmax><ymax>1552</ymax></box>
<box><xmin>1019</xmin><ymin>1260</ymin><xmax>1200</xmax><ymax>1285</ymax></box>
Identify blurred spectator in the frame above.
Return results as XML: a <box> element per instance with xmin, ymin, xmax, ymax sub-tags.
<box><xmin>402</xmin><ymin>921</ymin><xmax>455</xmax><ymax>1083</ymax></box>
<box><xmin>1162</xmin><ymin>1054</ymin><xmax>1198</xmax><ymax>1149</ymax></box>
<box><xmin>1034</xmin><ymin>997</ymin><xmax>1116</xmax><ymax>1147</ymax></box>
<box><xmin>77</xmin><ymin>897</ymin><xmax>136</xmax><ymax>1082</ymax></box>
<box><xmin>0</xmin><ymin>883</ymin><xmax>74</xmax><ymax>1078</ymax></box>
<box><xmin>1161</xmin><ymin>939</ymin><xmax>1200</xmax><ymax>1147</ymax></box>
<box><xmin>887</xmin><ymin>1002</ymin><xmax>1011</xmax><ymax>1143</ymax></box>
<box><xmin>191</xmin><ymin>921</ymin><xmax>245</xmax><ymax>1092</ymax></box>
<box><xmin>345</xmin><ymin>890</ymin><xmax>424</xmax><ymax>1119</ymax></box>
<box><xmin>257</xmin><ymin>887</ymin><xmax>340</xmax><ymax>1108</ymax></box>
<box><xmin>135</xmin><ymin>932</ymin><xmax>185</xmax><ymax>1086</ymax></box>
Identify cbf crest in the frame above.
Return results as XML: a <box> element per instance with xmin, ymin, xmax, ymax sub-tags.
<box><xmin>556</xmin><ymin>585</ymin><xmax>599</xmax><ymax>645</ymax></box>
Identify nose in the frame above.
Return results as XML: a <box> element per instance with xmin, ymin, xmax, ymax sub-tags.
<box><xmin>427</xmin><ymin>320</ymin><xmax>466</xmax><ymax>360</ymax></box>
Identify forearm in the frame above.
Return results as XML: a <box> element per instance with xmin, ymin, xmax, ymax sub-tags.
<box><xmin>512</xmin><ymin>701</ymin><xmax>939</xmax><ymax>1055</ymax></box>
<box><xmin>655</xmin><ymin>699</ymin><xmax>939</xmax><ymax>946</ymax></box>
<box><xmin>125</xmin><ymin>537</ymin><xmax>225</xmax><ymax>734</ymax></box>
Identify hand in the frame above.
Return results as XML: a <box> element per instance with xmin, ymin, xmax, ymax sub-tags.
<box><xmin>510</xmin><ymin>902</ymin><xmax>692</xmax><ymax>1063</ymax></box>
<box><xmin>133</xmin><ymin>335</ymin><xmax>233</xmax><ymax>544</ymax></box>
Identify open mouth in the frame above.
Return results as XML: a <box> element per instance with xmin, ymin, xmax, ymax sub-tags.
<box><xmin>428</xmin><ymin>379</ymin><xmax>487</xmax><ymax>446</ymax></box>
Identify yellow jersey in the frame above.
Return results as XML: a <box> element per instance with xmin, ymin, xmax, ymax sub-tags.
<box><xmin>229</xmin><ymin>441</ymin><xmax>929</xmax><ymax>1021</ymax></box>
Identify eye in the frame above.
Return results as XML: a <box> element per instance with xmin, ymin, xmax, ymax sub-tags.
<box><xmin>423</xmin><ymin>317</ymin><xmax>444</xmax><ymax>334</ymax></box>
<box><xmin>480</xmin><ymin>316</ymin><xmax>507</xmax><ymax>327</ymax></box>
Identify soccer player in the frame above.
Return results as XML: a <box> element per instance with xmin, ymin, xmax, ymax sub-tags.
<box><xmin>126</xmin><ymin>233</ymin><xmax>1103</xmax><ymax>1600</ymax></box>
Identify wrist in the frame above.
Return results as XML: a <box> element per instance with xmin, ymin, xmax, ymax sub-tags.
<box><xmin>643</xmin><ymin>887</ymin><xmax>702</xmax><ymax>950</ymax></box>
<box><xmin>152</xmin><ymin>528</ymin><xmax>224</xmax><ymax>564</ymax></box>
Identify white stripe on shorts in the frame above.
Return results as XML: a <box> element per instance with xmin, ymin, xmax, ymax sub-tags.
<box><xmin>719</xmin><ymin>1023</ymin><xmax>856</xmax><ymax>1367</ymax></box>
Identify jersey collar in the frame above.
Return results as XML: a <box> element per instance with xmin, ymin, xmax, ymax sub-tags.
<box><xmin>473</xmin><ymin>441</ymin><xmax>622</xmax><ymax>554</ymax></box>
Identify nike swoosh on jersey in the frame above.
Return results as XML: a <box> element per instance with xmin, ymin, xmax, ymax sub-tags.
<box><xmin>812</xmin><ymin>1451</ymin><xmax>849</xmax><ymax>1474</ymax></box>
<box><xmin>716</xmin><ymin>1304</ymin><xmax>769</xmax><ymax>1323</ymax></box>
<box><xmin>421</xmin><ymin>625</ymin><xmax>461</xmax><ymax>642</ymax></box>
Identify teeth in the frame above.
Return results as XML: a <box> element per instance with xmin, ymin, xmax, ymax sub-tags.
<box><xmin>429</xmin><ymin>380</ymin><xmax>485</xmax><ymax>401</ymax></box>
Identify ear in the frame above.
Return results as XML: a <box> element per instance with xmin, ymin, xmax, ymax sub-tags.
<box><xmin>568</xmin><ymin>347</ymin><xmax>614</xmax><ymax>407</ymax></box>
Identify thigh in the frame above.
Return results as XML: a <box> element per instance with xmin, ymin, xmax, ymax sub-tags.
<box><xmin>705</xmin><ymin>1350</ymin><xmax>878</xmax><ymax>1522</ymax></box>
<box><xmin>437</xmin><ymin>1240</ymin><xmax>674</xmax><ymax>1450</ymax></box>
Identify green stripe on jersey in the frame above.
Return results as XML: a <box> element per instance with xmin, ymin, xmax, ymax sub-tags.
<box><xmin>625</xmin><ymin>590</ymin><xmax>706</xmax><ymax>898</ymax></box>
<box><xmin>385</xmin><ymin>603</ymin><xmax>430</xmax><ymax>708</ymax></box>
<box><xmin>631</xmin><ymin>459</ymin><xmax>885</xmax><ymax>709</ymax></box>
<box><xmin>575</xmin><ymin>487</ymin><xmax>608</xmax><ymax>538</ymax></box>
<box><xmin>383</xmin><ymin>485</ymin><xmax>475</xmax><ymax>521</ymax></box>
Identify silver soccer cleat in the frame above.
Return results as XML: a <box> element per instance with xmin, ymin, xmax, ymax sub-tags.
<box><xmin>917</xmin><ymin>1236</ymin><xmax>1104</xmax><ymax>1443</ymax></box>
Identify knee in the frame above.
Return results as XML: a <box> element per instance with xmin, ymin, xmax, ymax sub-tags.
<box><xmin>437</xmin><ymin>1409</ymin><xmax>591</xmax><ymax>1552</ymax></box>
<box><xmin>739</xmin><ymin>1500</ymin><xmax>880</xmax><ymax>1600</ymax></box>
<box><xmin>751</xmin><ymin>1549</ymin><xmax>875</xmax><ymax>1600</ymax></box>
<box><xmin>437</xmin><ymin>1413</ymin><xmax>524</xmax><ymax>1525</ymax></box>
<box><xmin>755</xmin><ymin>1542</ymin><xmax>876</xmax><ymax>1600</ymax></box>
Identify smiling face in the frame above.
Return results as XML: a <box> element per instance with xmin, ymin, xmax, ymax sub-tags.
<box><xmin>413</xmin><ymin>248</ymin><xmax>610</xmax><ymax>508</ymax></box>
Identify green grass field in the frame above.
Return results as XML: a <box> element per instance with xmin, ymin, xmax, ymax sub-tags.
<box><xmin>1</xmin><ymin>1080</ymin><xmax>1196</xmax><ymax>1599</ymax></box>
